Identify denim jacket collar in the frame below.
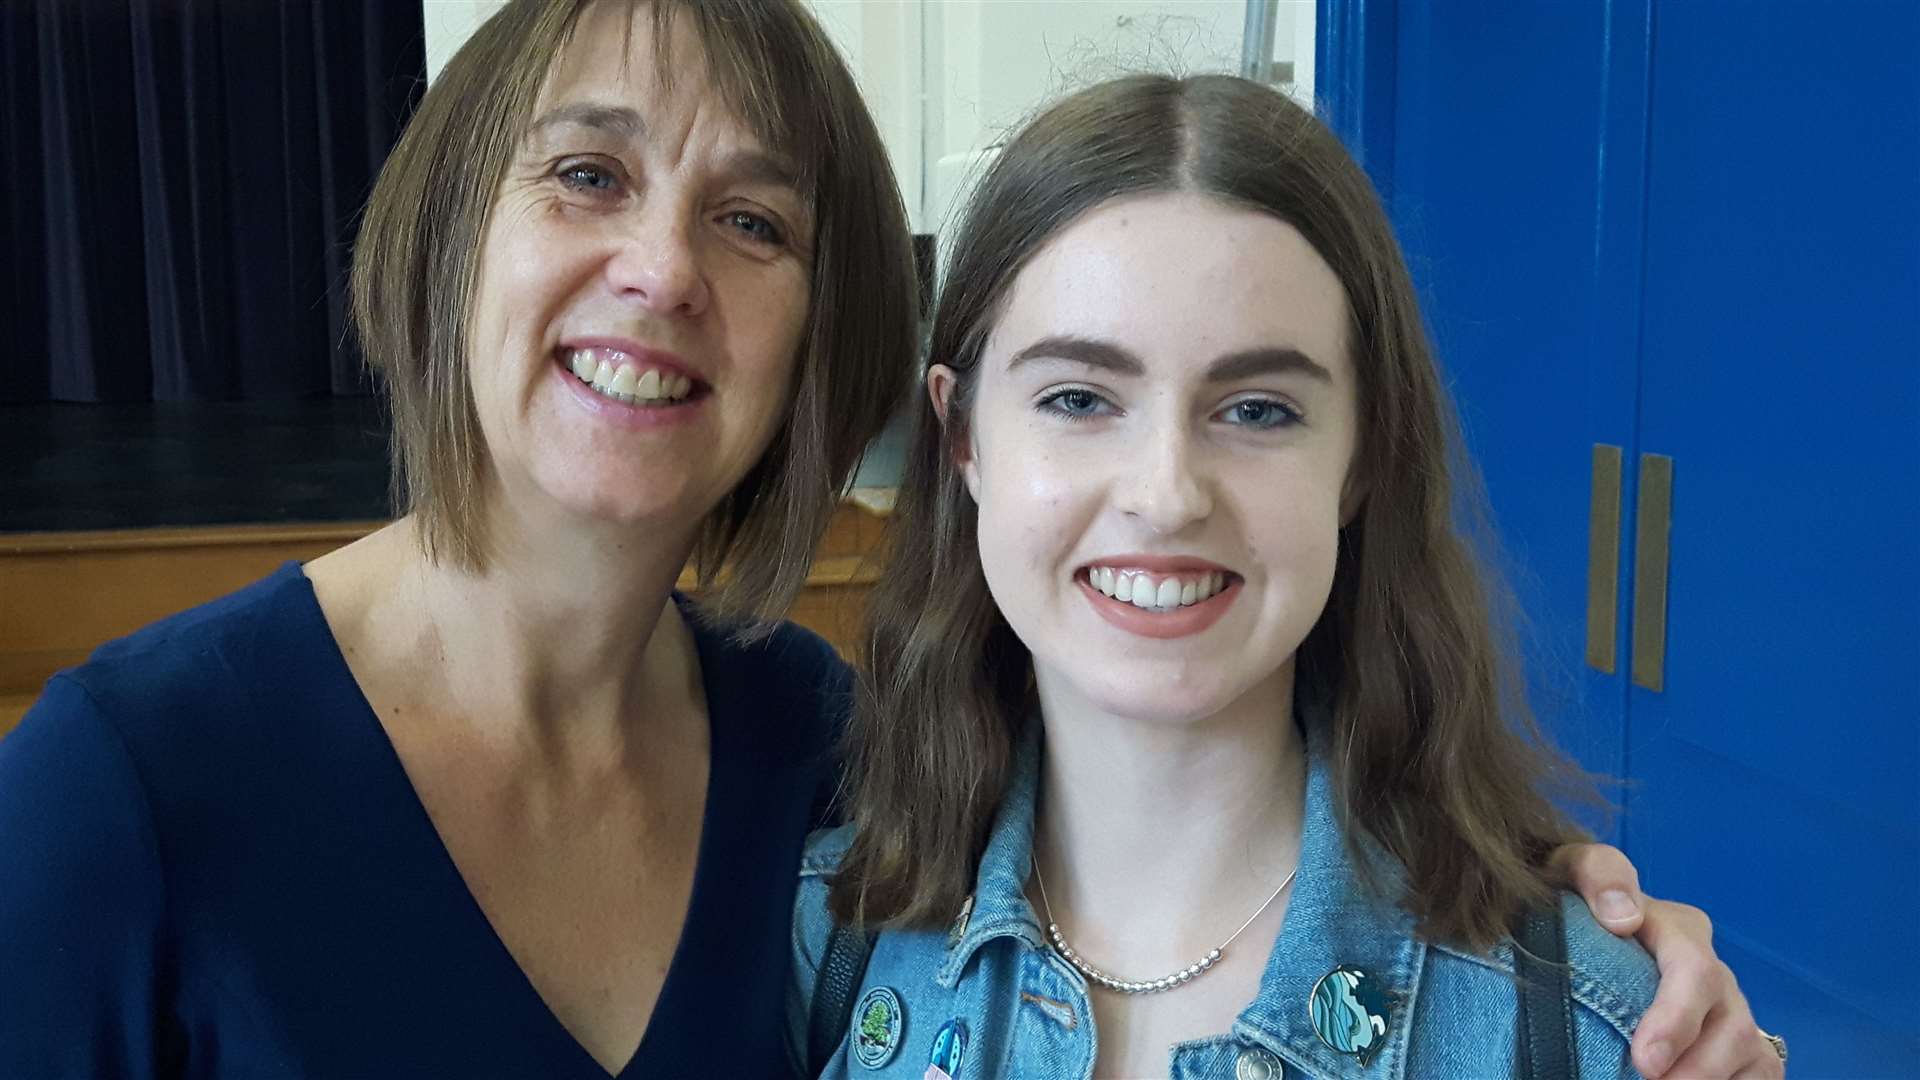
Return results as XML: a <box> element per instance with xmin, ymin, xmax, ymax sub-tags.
<box><xmin>1222</xmin><ymin>709</ymin><xmax>1425</xmax><ymax>1080</ymax></box>
<box><xmin>938</xmin><ymin>708</ymin><xmax>1428</xmax><ymax>1080</ymax></box>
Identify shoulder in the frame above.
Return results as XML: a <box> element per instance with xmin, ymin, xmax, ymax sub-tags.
<box><xmin>787</xmin><ymin>823</ymin><xmax>859</xmax><ymax>1066</ymax></box>
<box><xmin>793</xmin><ymin>823</ymin><xmax>857</xmax><ymax>967</ymax></box>
<box><xmin>1425</xmin><ymin>892</ymin><xmax>1655</xmax><ymax>1077</ymax></box>
<box><xmin>682</xmin><ymin>606</ymin><xmax>855</xmax><ymax>787</ymax></box>
<box><xmin>791</xmin><ymin>822</ymin><xmax>859</xmax><ymax>985</ymax></box>
<box><xmin>684</xmin><ymin>605</ymin><xmax>854</xmax><ymax>702</ymax></box>
<box><xmin>1554</xmin><ymin>890</ymin><xmax>1659</xmax><ymax>1044</ymax></box>
<box><xmin>9</xmin><ymin>562</ymin><xmax>345</xmax><ymax>837</ymax></box>
<box><xmin>801</xmin><ymin>820</ymin><xmax>859</xmax><ymax>880</ymax></box>
<box><xmin>0</xmin><ymin>676</ymin><xmax>170</xmax><ymax>1055</ymax></box>
<box><xmin>59</xmin><ymin>562</ymin><xmax>323</xmax><ymax>733</ymax></box>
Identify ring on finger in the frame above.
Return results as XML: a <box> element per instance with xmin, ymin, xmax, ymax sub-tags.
<box><xmin>1757</xmin><ymin>1027</ymin><xmax>1787</xmax><ymax>1064</ymax></box>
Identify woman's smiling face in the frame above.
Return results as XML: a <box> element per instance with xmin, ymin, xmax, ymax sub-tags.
<box><xmin>467</xmin><ymin>1</ymin><xmax>814</xmax><ymax>536</ymax></box>
<box><xmin>941</xmin><ymin>192</ymin><xmax>1359</xmax><ymax>724</ymax></box>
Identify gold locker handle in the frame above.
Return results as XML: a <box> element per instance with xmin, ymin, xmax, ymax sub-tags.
<box><xmin>1586</xmin><ymin>445</ymin><xmax>1624</xmax><ymax>673</ymax></box>
<box><xmin>1632</xmin><ymin>454</ymin><xmax>1673</xmax><ymax>691</ymax></box>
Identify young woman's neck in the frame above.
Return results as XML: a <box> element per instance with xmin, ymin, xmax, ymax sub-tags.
<box><xmin>1031</xmin><ymin>659</ymin><xmax>1307</xmax><ymax>973</ymax></box>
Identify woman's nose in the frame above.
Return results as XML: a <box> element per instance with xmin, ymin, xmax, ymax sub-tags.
<box><xmin>603</xmin><ymin>204</ymin><xmax>711</xmax><ymax>317</ymax></box>
<box><xmin>1113</xmin><ymin>425</ymin><xmax>1213</xmax><ymax>534</ymax></box>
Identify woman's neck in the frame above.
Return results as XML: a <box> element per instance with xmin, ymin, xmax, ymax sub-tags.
<box><xmin>1031</xmin><ymin>660</ymin><xmax>1308</xmax><ymax>978</ymax></box>
<box><xmin>311</xmin><ymin>501</ymin><xmax>702</xmax><ymax>769</ymax></box>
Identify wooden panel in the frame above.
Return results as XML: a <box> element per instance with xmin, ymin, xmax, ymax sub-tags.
<box><xmin>0</xmin><ymin>501</ymin><xmax>891</xmax><ymax>738</ymax></box>
<box><xmin>0</xmin><ymin>695</ymin><xmax>33</xmax><ymax>740</ymax></box>
<box><xmin>0</xmin><ymin>522</ymin><xmax>380</xmax><ymax>696</ymax></box>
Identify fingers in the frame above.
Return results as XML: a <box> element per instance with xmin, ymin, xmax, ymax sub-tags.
<box><xmin>1546</xmin><ymin>846</ymin><xmax>1780</xmax><ymax>1078</ymax></box>
<box><xmin>1550</xmin><ymin>841</ymin><xmax>1645</xmax><ymax>935</ymax></box>
<box><xmin>1659</xmin><ymin>998</ymin><xmax>1783</xmax><ymax>1079</ymax></box>
<box><xmin>1630</xmin><ymin>900</ymin><xmax>1720</xmax><ymax>1077</ymax></box>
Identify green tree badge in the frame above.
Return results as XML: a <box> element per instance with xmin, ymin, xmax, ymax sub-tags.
<box><xmin>859</xmin><ymin>1000</ymin><xmax>892</xmax><ymax>1047</ymax></box>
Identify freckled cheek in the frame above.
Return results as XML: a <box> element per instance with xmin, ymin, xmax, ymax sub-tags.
<box><xmin>724</xmin><ymin>271</ymin><xmax>810</xmax><ymax>412</ymax></box>
<box><xmin>1238</xmin><ymin>470</ymin><xmax>1345</xmax><ymax>574</ymax></box>
<box><xmin>991</xmin><ymin>481</ymin><xmax>1090</xmax><ymax>580</ymax></box>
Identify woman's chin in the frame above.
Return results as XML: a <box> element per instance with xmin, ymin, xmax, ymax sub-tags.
<box><xmin>1048</xmin><ymin>673</ymin><xmax>1245</xmax><ymax>729</ymax></box>
<box><xmin>519</xmin><ymin>473</ymin><xmax>707</xmax><ymax>537</ymax></box>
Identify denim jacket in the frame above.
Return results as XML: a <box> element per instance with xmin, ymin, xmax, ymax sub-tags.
<box><xmin>788</xmin><ymin>716</ymin><xmax>1657</xmax><ymax>1079</ymax></box>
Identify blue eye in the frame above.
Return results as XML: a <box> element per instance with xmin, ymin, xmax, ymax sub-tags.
<box><xmin>723</xmin><ymin>210</ymin><xmax>785</xmax><ymax>246</ymax></box>
<box><xmin>556</xmin><ymin>161</ymin><xmax>619</xmax><ymax>194</ymax></box>
<box><xmin>1037</xmin><ymin>387</ymin><xmax>1112</xmax><ymax>421</ymax></box>
<box><xmin>1219</xmin><ymin>397</ymin><xmax>1303</xmax><ymax>430</ymax></box>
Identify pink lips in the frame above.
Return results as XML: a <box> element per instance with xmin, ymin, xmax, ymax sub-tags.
<box><xmin>553</xmin><ymin>337</ymin><xmax>708</xmax><ymax>430</ymax></box>
<box><xmin>1077</xmin><ymin>555</ymin><xmax>1241</xmax><ymax>640</ymax></box>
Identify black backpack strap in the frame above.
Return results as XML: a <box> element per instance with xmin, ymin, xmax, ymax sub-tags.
<box><xmin>1513</xmin><ymin>903</ymin><xmax>1578</xmax><ymax>1080</ymax></box>
<box><xmin>807</xmin><ymin>923</ymin><xmax>875</xmax><ymax>1076</ymax></box>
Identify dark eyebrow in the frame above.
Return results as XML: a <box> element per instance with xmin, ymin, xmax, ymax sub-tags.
<box><xmin>528</xmin><ymin>102</ymin><xmax>644</xmax><ymax>141</ymax></box>
<box><xmin>1007</xmin><ymin>336</ymin><xmax>1144</xmax><ymax>375</ymax></box>
<box><xmin>716</xmin><ymin>150</ymin><xmax>806</xmax><ymax>196</ymax></box>
<box><xmin>525</xmin><ymin>105</ymin><xmax>802</xmax><ymax>193</ymax></box>
<box><xmin>1007</xmin><ymin>335</ymin><xmax>1333</xmax><ymax>384</ymax></box>
<box><xmin>1205</xmin><ymin>347</ymin><xmax>1334</xmax><ymax>384</ymax></box>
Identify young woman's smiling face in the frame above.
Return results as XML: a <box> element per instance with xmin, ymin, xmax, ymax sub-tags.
<box><xmin>939</xmin><ymin>192</ymin><xmax>1359</xmax><ymax>724</ymax></box>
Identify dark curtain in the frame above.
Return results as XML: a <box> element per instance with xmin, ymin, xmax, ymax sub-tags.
<box><xmin>1</xmin><ymin>0</ymin><xmax>424</xmax><ymax>403</ymax></box>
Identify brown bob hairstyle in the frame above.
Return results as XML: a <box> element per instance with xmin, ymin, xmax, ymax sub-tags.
<box><xmin>352</xmin><ymin>0</ymin><xmax>916</xmax><ymax>626</ymax></box>
<box><xmin>830</xmin><ymin>74</ymin><xmax>1593</xmax><ymax>951</ymax></box>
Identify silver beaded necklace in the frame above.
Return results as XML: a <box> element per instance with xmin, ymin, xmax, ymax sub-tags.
<box><xmin>1032</xmin><ymin>856</ymin><xmax>1299</xmax><ymax>995</ymax></box>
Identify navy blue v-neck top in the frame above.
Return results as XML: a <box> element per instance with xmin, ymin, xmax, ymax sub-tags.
<box><xmin>0</xmin><ymin>563</ymin><xmax>850</xmax><ymax>1078</ymax></box>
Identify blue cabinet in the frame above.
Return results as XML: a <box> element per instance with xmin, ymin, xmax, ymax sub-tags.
<box><xmin>1321</xmin><ymin>1</ymin><xmax>1919</xmax><ymax>1072</ymax></box>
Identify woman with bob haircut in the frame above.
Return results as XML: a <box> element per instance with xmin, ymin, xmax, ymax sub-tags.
<box><xmin>0</xmin><ymin>1</ymin><xmax>912</xmax><ymax>1075</ymax></box>
<box><xmin>791</xmin><ymin>73</ymin><xmax>1786</xmax><ymax>1080</ymax></box>
<box><xmin>0</xmin><ymin>2</ymin><xmax>1768</xmax><ymax>1077</ymax></box>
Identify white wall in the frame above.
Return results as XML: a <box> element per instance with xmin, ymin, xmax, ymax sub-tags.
<box><xmin>423</xmin><ymin>1</ymin><xmax>508</xmax><ymax>85</ymax></box>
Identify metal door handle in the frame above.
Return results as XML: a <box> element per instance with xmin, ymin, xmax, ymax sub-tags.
<box><xmin>1631</xmin><ymin>454</ymin><xmax>1674</xmax><ymax>691</ymax></box>
<box><xmin>1586</xmin><ymin>445</ymin><xmax>1624</xmax><ymax>673</ymax></box>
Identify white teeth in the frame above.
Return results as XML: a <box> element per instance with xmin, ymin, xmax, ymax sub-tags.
<box><xmin>570</xmin><ymin>351</ymin><xmax>696</xmax><ymax>405</ymax></box>
<box><xmin>1087</xmin><ymin>566</ymin><xmax>1231</xmax><ymax>611</ymax></box>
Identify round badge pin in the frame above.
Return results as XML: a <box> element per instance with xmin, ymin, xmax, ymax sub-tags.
<box><xmin>1308</xmin><ymin>965</ymin><xmax>1394</xmax><ymax>1067</ymax></box>
<box><xmin>852</xmin><ymin>986</ymin><xmax>905</xmax><ymax>1069</ymax></box>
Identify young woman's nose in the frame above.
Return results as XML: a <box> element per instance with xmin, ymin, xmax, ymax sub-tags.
<box><xmin>603</xmin><ymin>201</ymin><xmax>712</xmax><ymax>317</ymax></box>
<box><xmin>1113</xmin><ymin>424</ymin><xmax>1213</xmax><ymax>534</ymax></box>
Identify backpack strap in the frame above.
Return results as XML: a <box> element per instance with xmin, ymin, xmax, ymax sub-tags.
<box><xmin>807</xmin><ymin>923</ymin><xmax>876</xmax><ymax>1076</ymax></box>
<box><xmin>1512</xmin><ymin>903</ymin><xmax>1578</xmax><ymax>1080</ymax></box>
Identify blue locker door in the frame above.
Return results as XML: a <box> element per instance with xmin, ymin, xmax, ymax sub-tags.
<box><xmin>1363</xmin><ymin>1</ymin><xmax>1649</xmax><ymax>828</ymax></box>
<box><xmin>1628</xmin><ymin>3</ymin><xmax>1920</xmax><ymax>1071</ymax></box>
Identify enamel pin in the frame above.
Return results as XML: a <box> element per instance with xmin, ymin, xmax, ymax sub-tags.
<box><xmin>924</xmin><ymin>1018</ymin><xmax>968</xmax><ymax>1079</ymax></box>
<box><xmin>853</xmin><ymin>987</ymin><xmax>904</xmax><ymax>1069</ymax></box>
<box><xmin>1309</xmin><ymin>965</ymin><xmax>1396</xmax><ymax>1067</ymax></box>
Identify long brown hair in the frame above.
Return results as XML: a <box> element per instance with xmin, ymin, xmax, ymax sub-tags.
<box><xmin>352</xmin><ymin>0</ymin><xmax>915</xmax><ymax>627</ymax></box>
<box><xmin>830</xmin><ymin>74</ymin><xmax>1592</xmax><ymax>951</ymax></box>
